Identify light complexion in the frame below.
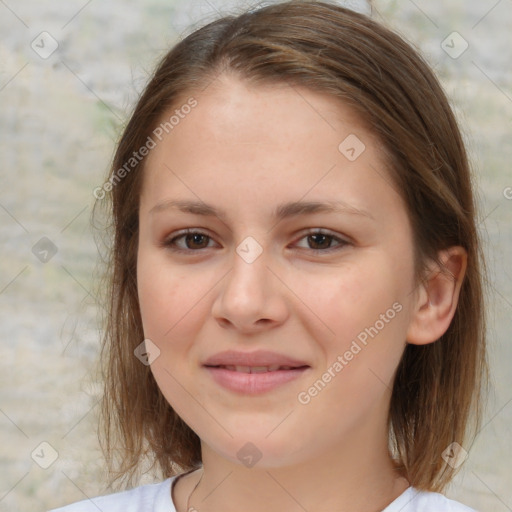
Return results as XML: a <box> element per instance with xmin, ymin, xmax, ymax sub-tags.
<box><xmin>136</xmin><ymin>74</ymin><xmax>466</xmax><ymax>512</ymax></box>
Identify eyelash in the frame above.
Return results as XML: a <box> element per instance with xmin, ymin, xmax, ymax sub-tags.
<box><xmin>162</xmin><ymin>229</ymin><xmax>350</xmax><ymax>254</ymax></box>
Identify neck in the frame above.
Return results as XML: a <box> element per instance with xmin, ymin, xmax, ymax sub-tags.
<box><xmin>177</xmin><ymin>423</ymin><xmax>409</xmax><ymax>512</ymax></box>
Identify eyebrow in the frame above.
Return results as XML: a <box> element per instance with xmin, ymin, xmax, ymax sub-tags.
<box><xmin>149</xmin><ymin>199</ymin><xmax>374</xmax><ymax>221</ymax></box>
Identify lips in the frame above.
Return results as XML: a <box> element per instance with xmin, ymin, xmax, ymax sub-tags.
<box><xmin>203</xmin><ymin>350</ymin><xmax>311</xmax><ymax>394</ymax></box>
<box><xmin>214</xmin><ymin>365</ymin><xmax>301</xmax><ymax>373</ymax></box>
<box><xmin>203</xmin><ymin>350</ymin><xmax>309</xmax><ymax>369</ymax></box>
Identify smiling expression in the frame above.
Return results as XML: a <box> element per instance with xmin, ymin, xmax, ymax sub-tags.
<box><xmin>136</xmin><ymin>74</ymin><xmax>419</xmax><ymax>468</ymax></box>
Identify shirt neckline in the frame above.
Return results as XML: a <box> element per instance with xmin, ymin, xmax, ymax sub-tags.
<box><xmin>169</xmin><ymin>468</ymin><xmax>200</xmax><ymax>511</ymax></box>
<box><xmin>382</xmin><ymin>486</ymin><xmax>424</xmax><ymax>511</ymax></box>
<box><xmin>167</xmin><ymin>474</ymin><xmax>415</xmax><ymax>512</ymax></box>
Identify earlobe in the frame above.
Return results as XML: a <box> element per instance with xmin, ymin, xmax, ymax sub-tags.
<box><xmin>406</xmin><ymin>246</ymin><xmax>467</xmax><ymax>345</ymax></box>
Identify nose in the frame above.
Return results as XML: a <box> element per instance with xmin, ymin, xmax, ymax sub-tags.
<box><xmin>211</xmin><ymin>244</ymin><xmax>289</xmax><ymax>333</ymax></box>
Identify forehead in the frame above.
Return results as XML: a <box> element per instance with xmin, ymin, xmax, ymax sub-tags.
<box><xmin>145</xmin><ymin>74</ymin><xmax>373</xmax><ymax>162</ymax></box>
<box><xmin>140</xmin><ymin>74</ymin><xmax>403</xmax><ymax>223</ymax></box>
<box><xmin>176</xmin><ymin>74</ymin><xmax>368</xmax><ymax>145</ymax></box>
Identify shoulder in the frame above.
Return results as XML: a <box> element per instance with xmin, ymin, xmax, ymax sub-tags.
<box><xmin>383</xmin><ymin>486</ymin><xmax>478</xmax><ymax>512</ymax></box>
<box><xmin>47</xmin><ymin>477</ymin><xmax>176</xmax><ymax>512</ymax></box>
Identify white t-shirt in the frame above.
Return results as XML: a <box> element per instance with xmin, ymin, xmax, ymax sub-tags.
<box><xmin>48</xmin><ymin>475</ymin><xmax>478</xmax><ymax>512</ymax></box>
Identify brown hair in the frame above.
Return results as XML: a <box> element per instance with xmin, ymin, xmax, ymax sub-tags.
<box><xmin>95</xmin><ymin>0</ymin><xmax>488</xmax><ymax>493</ymax></box>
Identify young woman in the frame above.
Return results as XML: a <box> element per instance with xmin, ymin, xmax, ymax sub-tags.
<box><xmin>51</xmin><ymin>1</ymin><xmax>487</xmax><ymax>511</ymax></box>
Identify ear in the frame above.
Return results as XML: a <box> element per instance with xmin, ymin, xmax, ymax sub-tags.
<box><xmin>406</xmin><ymin>246</ymin><xmax>467</xmax><ymax>345</ymax></box>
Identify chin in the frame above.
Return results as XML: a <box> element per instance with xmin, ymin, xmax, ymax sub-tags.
<box><xmin>202</xmin><ymin>429</ymin><xmax>312</xmax><ymax>470</ymax></box>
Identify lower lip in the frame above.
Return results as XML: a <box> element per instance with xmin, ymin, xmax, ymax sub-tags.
<box><xmin>204</xmin><ymin>366</ymin><xmax>309</xmax><ymax>394</ymax></box>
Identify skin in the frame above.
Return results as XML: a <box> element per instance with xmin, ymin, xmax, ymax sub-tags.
<box><xmin>136</xmin><ymin>74</ymin><xmax>466</xmax><ymax>512</ymax></box>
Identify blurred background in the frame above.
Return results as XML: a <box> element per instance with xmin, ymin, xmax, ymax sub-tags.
<box><xmin>0</xmin><ymin>1</ymin><xmax>510</xmax><ymax>510</ymax></box>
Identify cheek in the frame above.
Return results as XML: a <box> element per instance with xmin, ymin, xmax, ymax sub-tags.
<box><xmin>137</xmin><ymin>248</ymin><xmax>201</xmax><ymax>341</ymax></box>
<box><xmin>137</xmin><ymin>251</ymin><xmax>215</xmax><ymax>428</ymax></box>
<box><xmin>292</xmin><ymin>257</ymin><xmax>409</xmax><ymax>348</ymax></box>
<box><xmin>290</xmin><ymin>256</ymin><xmax>411</xmax><ymax>411</ymax></box>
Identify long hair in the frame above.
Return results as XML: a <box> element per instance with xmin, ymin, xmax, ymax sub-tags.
<box><xmin>95</xmin><ymin>0</ymin><xmax>488</xmax><ymax>492</ymax></box>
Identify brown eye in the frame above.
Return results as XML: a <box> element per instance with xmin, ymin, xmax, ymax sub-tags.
<box><xmin>164</xmin><ymin>230</ymin><xmax>215</xmax><ymax>252</ymax></box>
<box><xmin>307</xmin><ymin>233</ymin><xmax>333</xmax><ymax>250</ymax></box>
<box><xmin>295</xmin><ymin>230</ymin><xmax>349</xmax><ymax>252</ymax></box>
<box><xmin>183</xmin><ymin>233</ymin><xmax>210</xmax><ymax>249</ymax></box>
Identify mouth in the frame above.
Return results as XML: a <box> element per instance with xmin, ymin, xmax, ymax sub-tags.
<box><xmin>203</xmin><ymin>358</ymin><xmax>311</xmax><ymax>394</ymax></box>
<box><xmin>202</xmin><ymin>350</ymin><xmax>311</xmax><ymax>394</ymax></box>
<box><xmin>205</xmin><ymin>364</ymin><xmax>309</xmax><ymax>373</ymax></box>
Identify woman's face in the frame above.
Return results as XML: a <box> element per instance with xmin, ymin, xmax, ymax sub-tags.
<box><xmin>137</xmin><ymin>74</ymin><xmax>419</xmax><ymax>468</ymax></box>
